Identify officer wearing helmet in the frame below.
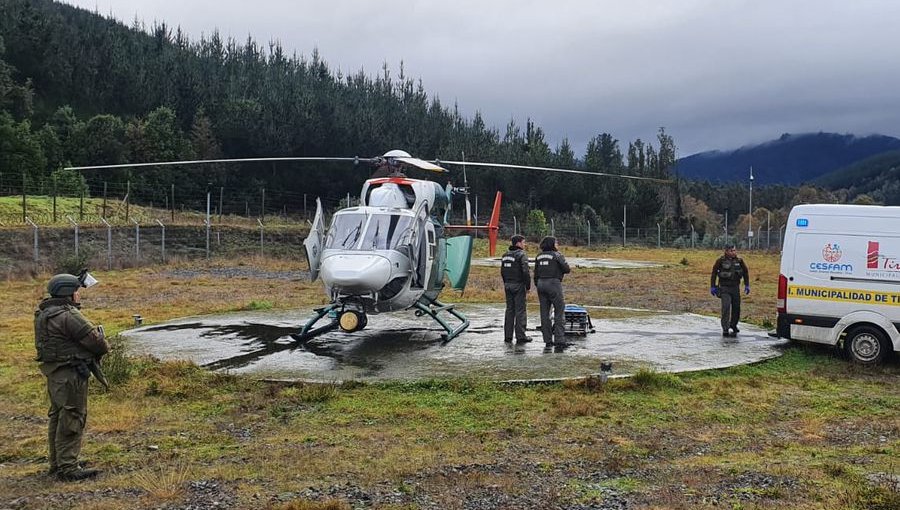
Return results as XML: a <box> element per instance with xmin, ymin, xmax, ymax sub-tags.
<box><xmin>34</xmin><ymin>272</ymin><xmax>108</xmax><ymax>481</ymax></box>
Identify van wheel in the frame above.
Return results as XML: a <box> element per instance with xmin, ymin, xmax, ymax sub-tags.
<box><xmin>844</xmin><ymin>326</ymin><xmax>888</xmax><ymax>365</ymax></box>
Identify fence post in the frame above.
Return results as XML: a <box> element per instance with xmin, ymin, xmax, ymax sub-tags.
<box><xmin>65</xmin><ymin>215</ymin><xmax>79</xmax><ymax>259</ymax></box>
<box><xmin>22</xmin><ymin>171</ymin><xmax>26</xmax><ymax>223</ymax></box>
<box><xmin>132</xmin><ymin>218</ymin><xmax>140</xmax><ymax>261</ymax></box>
<box><xmin>125</xmin><ymin>180</ymin><xmax>130</xmax><ymax>223</ymax></box>
<box><xmin>25</xmin><ymin>216</ymin><xmax>38</xmax><ymax>262</ymax></box>
<box><xmin>101</xmin><ymin>218</ymin><xmax>111</xmax><ymax>270</ymax></box>
<box><xmin>258</xmin><ymin>218</ymin><xmax>264</xmax><ymax>257</ymax></box>
<box><xmin>156</xmin><ymin>219</ymin><xmax>166</xmax><ymax>263</ymax></box>
<box><xmin>205</xmin><ymin>187</ymin><xmax>211</xmax><ymax>260</ymax></box>
<box><xmin>52</xmin><ymin>174</ymin><xmax>57</xmax><ymax>223</ymax></box>
<box><xmin>622</xmin><ymin>205</ymin><xmax>627</xmax><ymax>247</ymax></box>
<box><xmin>657</xmin><ymin>223</ymin><xmax>661</xmax><ymax>248</ymax></box>
<box><xmin>690</xmin><ymin>223</ymin><xmax>695</xmax><ymax>249</ymax></box>
<box><xmin>550</xmin><ymin>218</ymin><xmax>555</xmax><ymax>237</ymax></box>
<box><xmin>513</xmin><ymin>216</ymin><xmax>517</xmax><ymax>235</ymax></box>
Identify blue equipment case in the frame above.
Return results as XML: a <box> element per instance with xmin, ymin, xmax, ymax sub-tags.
<box><xmin>563</xmin><ymin>304</ymin><xmax>595</xmax><ymax>335</ymax></box>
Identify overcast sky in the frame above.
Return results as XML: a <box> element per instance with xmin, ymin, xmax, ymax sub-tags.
<box><xmin>63</xmin><ymin>0</ymin><xmax>900</xmax><ymax>157</ymax></box>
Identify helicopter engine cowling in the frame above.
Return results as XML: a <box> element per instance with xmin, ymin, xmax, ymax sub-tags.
<box><xmin>320</xmin><ymin>253</ymin><xmax>394</xmax><ymax>296</ymax></box>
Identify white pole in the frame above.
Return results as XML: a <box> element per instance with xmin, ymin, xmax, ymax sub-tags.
<box><xmin>66</xmin><ymin>215</ymin><xmax>79</xmax><ymax>259</ymax></box>
<box><xmin>258</xmin><ymin>218</ymin><xmax>264</xmax><ymax>257</ymax></box>
<box><xmin>156</xmin><ymin>219</ymin><xmax>166</xmax><ymax>263</ymax></box>
<box><xmin>622</xmin><ymin>205</ymin><xmax>627</xmax><ymax>247</ymax></box>
<box><xmin>657</xmin><ymin>223</ymin><xmax>661</xmax><ymax>248</ymax></box>
<box><xmin>206</xmin><ymin>189</ymin><xmax>211</xmax><ymax>259</ymax></box>
<box><xmin>26</xmin><ymin>217</ymin><xmax>38</xmax><ymax>262</ymax></box>
<box><xmin>748</xmin><ymin>166</ymin><xmax>754</xmax><ymax>249</ymax></box>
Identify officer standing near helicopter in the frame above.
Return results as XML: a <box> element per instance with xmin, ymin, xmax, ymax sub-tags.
<box><xmin>534</xmin><ymin>236</ymin><xmax>571</xmax><ymax>346</ymax></box>
<box><xmin>34</xmin><ymin>272</ymin><xmax>108</xmax><ymax>481</ymax></box>
<box><xmin>501</xmin><ymin>235</ymin><xmax>532</xmax><ymax>344</ymax></box>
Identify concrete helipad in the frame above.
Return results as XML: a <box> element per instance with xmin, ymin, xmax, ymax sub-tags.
<box><xmin>121</xmin><ymin>305</ymin><xmax>788</xmax><ymax>382</ymax></box>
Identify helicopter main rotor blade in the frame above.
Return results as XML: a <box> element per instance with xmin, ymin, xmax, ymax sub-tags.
<box><xmin>393</xmin><ymin>157</ymin><xmax>447</xmax><ymax>173</ymax></box>
<box><xmin>65</xmin><ymin>157</ymin><xmax>373</xmax><ymax>172</ymax></box>
<box><xmin>436</xmin><ymin>160</ymin><xmax>672</xmax><ymax>184</ymax></box>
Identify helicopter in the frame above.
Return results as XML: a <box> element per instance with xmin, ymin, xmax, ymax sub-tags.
<box><xmin>68</xmin><ymin>150</ymin><xmax>669</xmax><ymax>343</ymax></box>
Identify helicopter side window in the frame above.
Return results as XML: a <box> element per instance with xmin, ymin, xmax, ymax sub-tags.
<box><xmin>325</xmin><ymin>213</ymin><xmax>367</xmax><ymax>250</ymax></box>
<box><xmin>361</xmin><ymin>213</ymin><xmax>414</xmax><ymax>250</ymax></box>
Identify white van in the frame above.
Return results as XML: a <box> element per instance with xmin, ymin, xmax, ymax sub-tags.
<box><xmin>776</xmin><ymin>204</ymin><xmax>900</xmax><ymax>364</ymax></box>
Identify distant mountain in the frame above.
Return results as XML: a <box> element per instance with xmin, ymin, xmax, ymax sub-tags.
<box><xmin>814</xmin><ymin>150</ymin><xmax>900</xmax><ymax>205</ymax></box>
<box><xmin>675</xmin><ymin>133</ymin><xmax>900</xmax><ymax>185</ymax></box>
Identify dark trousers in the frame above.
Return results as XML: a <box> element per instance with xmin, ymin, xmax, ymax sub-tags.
<box><xmin>537</xmin><ymin>278</ymin><xmax>565</xmax><ymax>344</ymax></box>
<box><xmin>719</xmin><ymin>285</ymin><xmax>741</xmax><ymax>332</ymax></box>
<box><xmin>503</xmin><ymin>283</ymin><xmax>528</xmax><ymax>341</ymax></box>
<box><xmin>46</xmin><ymin>365</ymin><xmax>88</xmax><ymax>473</ymax></box>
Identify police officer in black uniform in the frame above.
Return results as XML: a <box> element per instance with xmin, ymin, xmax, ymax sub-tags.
<box><xmin>534</xmin><ymin>236</ymin><xmax>571</xmax><ymax>346</ymax></box>
<box><xmin>710</xmin><ymin>244</ymin><xmax>751</xmax><ymax>337</ymax></box>
<box><xmin>501</xmin><ymin>235</ymin><xmax>532</xmax><ymax>344</ymax></box>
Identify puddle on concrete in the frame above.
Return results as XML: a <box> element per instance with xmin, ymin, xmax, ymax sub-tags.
<box><xmin>123</xmin><ymin>305</ymin><xmax>788</xmax><ymax>383</ymax></box>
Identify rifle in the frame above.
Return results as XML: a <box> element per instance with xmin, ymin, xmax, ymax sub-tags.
<box><xmin>88</xmin><ymin>358</ymin><xmax>110</xmax><ymax>390</ymax></box>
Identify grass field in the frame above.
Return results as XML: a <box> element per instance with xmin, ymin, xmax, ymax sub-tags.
<box><xmin>1</xmin><ymin>246</ymin><xmax>897</xmax><ymax>509</ymax></box>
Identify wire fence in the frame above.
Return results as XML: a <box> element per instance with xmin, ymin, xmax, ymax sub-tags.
<box><xmin>1</xmin><ymin>183</ymin><xmax>784</xmax><ymax>276</ymax></box>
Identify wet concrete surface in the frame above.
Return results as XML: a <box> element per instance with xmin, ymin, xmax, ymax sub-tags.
<box><xmin>122</xmin><ymin>305</ymin><xmax>788</xmax><ymax>383</ymax></box>
<box><xmin>472</xmin><ymin>257</ymin><xmax>663</xmax><ymax>269</ymax></box>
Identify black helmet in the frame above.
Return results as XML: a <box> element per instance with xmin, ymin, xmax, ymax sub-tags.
<box><xmin>47</xmin><ymin>274</ymin><xmax>82</xmax><ymax>297</ymax></box>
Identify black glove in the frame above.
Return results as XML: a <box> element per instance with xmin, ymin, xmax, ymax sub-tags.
<box><xmin>73</xmin><ymin>360</ymin><xmax>90</xmax><ymax>380</ymax></box>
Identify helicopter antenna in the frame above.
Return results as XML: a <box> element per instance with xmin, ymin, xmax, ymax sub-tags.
<box><xmin>461</xmin><ymin>152</ymin><xmax>472</xmax><ymax>226</ymax></box>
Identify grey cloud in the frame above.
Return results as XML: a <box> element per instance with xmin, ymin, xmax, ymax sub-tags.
<box><xmin>62</xmin><ymin>0</ymin><xmax>900</xmax><ymax>157</ymax></box>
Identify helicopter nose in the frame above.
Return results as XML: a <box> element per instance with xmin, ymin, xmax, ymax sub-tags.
<box><xmin>321</xmin><ymin>254</ymin><xmax>393</xmax><ymax>294</ymax></box>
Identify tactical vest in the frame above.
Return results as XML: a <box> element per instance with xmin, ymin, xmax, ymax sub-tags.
<box><xmin>34</xmin><ymin>299</ymin><xmax>95</xmax><ymax>363</ymax></box>
<box><xmin>535</xmin><ymin>251</ymin><xmax>566</xmax><ymax>280</ymax></box>
<box><xmin>500</xmin><ymin>248</ymin><xmax>527</xmax><ymax>284</ymax></box>
<box><xmin>717</xmin><ymin>256</ymin><xmax>744</xmax><ymax>285</ymax></box>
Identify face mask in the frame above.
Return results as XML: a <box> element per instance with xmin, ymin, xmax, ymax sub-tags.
<box><xmin>80</xmin><ymin>271</ymin><xmax>99</xmax><ymax>288</ymax></box>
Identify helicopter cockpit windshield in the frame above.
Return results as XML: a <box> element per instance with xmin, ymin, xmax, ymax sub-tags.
<box><xmin>325</xmin><ymin>212</ymin><xmax>414</xmax><ymax>251</ymax></box>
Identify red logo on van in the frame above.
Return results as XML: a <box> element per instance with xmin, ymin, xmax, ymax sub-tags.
<box><xmin>867</xmin><ymin>241</ymin><xmax>879</xmax><ymax>269</ymax></box>
<box><xmin>822</xmin><ymin>243</ymin><xmax>842</xmax><ymax>263</ymax></box>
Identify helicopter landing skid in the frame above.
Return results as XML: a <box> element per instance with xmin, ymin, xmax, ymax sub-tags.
<box><xmin>413</xmin><ymin>297</ymin><xmax>470</xmax><ymax>343</ymax></box>
<box><xmin>290</xmin><ymin>304</ymin><xmax>340</xmax><ymax>343</ymax></box>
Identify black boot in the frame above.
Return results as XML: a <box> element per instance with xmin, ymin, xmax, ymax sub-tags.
<box><xmin>57</xmin><ymin>468</ymin><xmax>101</xmax><ymax>482</ymax></box>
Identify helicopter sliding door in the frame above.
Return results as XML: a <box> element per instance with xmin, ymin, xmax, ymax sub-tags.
<box><xmin>303</xmin><ymin>198</ymin><xmax>325</xmax><ymax>281</ymax></box>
